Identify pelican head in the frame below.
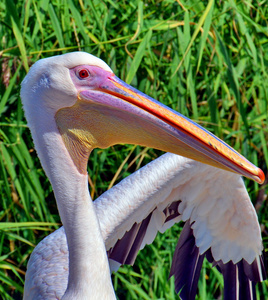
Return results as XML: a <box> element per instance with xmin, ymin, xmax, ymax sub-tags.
<box><xmin>21</xmin><ymin>52</ymin><xmax>264</xmax><ymax>183</ymax></box>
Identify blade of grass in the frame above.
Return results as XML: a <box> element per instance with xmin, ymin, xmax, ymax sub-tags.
<box><xmin>196</xmin><ymin>0</ymin><xmax>214</xmax><ymax>72</ymax></box>
<box><xmin>48</xmin><ymin>3</ymin><xmax>65</xmax><ymax>49</ymax></box>
<box><xmin>215</xmin><ymin>29</ymin><xmax>249</xmax><ymax>132</ymax></box>
<box><xmin>125</xmin><ymin>29</ymin><xmax>152</xmax><ymax>84</ymax></box>
<box><xmin>0</xmin><ymin>222</ymin><xmax>59</xmax><ymax>230</ymax></box>
<box><xmin>0</xmin><ymin>64</ymin><xmax>22</xmax><ymax>116</ymax></box>
<box><xmin>10</xmin><ymin>18</ymin><xmax>29</xmax><ymax>72</ymax></box>
<box><xmin>172</xmin><ymin>0</ymin><xmax>215</xmax><ymax>76</ymax></box>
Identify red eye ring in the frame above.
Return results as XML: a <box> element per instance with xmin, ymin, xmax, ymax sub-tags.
<box><xmin>78</xmin><ymin>69</ymin><xmax>90</xmax><ymax>79</ymax></box>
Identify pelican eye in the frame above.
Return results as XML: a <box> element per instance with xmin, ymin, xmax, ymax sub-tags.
<box><xmin>78</xmin><ymin>69</ymin><xmax>90</xmax><ymax>79</ymax></box>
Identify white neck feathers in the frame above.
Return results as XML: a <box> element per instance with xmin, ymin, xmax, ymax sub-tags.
<box><xmin>22</xmin><ymin>97</ymin><xmax>115</xmax><ymax>299</ymax></box>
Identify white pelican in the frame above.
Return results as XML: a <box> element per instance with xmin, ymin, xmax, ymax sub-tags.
<box><xmin>21</xmin><ymin>52</ymin><xmax>265</xmax><ymax>300</ymax></box>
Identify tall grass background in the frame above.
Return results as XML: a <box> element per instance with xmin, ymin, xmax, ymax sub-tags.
<box><xmin>0</xmin><ymin>0</ymin><xmax>268</xmax><ymax>299</ymax></box>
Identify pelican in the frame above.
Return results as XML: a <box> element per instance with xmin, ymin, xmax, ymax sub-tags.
<box><xmin>21</xmin><ymin>52</ymin><xmax>265</xmax><ymax>300</ymax></box>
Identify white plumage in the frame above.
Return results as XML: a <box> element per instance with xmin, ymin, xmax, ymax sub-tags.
<box><xmin>24</xmin><ymin>153</ymin><xmax>265</xmax><ymax>299</ymax></box>
<box><xmin>21</xmin><ymin>52</ymin><xmax>266</xmax><ymax>300</ymax></box>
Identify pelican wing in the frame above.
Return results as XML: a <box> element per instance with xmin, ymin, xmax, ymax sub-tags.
<box><xmin>23</xmin><ymin>226</ymin><xmax>68</xmax><ymax>300</ymax></box>
<box><xmin>24</xmin><ymin>153</ymin><xmax>266</xmax><ymax>300</ymax></box>
<box><xmin>97</xmin><ymin>153</ymin><xmax>265</xmax><ymax>299</ymax></box>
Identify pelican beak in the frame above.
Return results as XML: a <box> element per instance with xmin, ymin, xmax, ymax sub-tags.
<box><xmin>56</xmin><ymin>66</ymin><xmax>264</xmax><ymax>184</ymax></box>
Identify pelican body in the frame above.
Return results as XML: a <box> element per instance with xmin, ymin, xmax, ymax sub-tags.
<box><xmin>21</xmin><ymin>52</ymin><xmax>265</xmax><ymax>300</ymax></box>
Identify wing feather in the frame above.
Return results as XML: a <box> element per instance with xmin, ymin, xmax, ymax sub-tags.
<box><xmin>24</xmin><ymin>153</ymin><xmax>266</xmax><ymax>300</ymax></box>
<box><xmin>169</xmin><ymin>220</ymin><xmax>205</xmax><ymax>300</ymax></box>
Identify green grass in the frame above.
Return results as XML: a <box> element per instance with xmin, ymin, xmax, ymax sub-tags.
<box><xmin>1</xmin><ymin>0</ymin><xmax>268</xmax><ymax>299</ymax></box>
